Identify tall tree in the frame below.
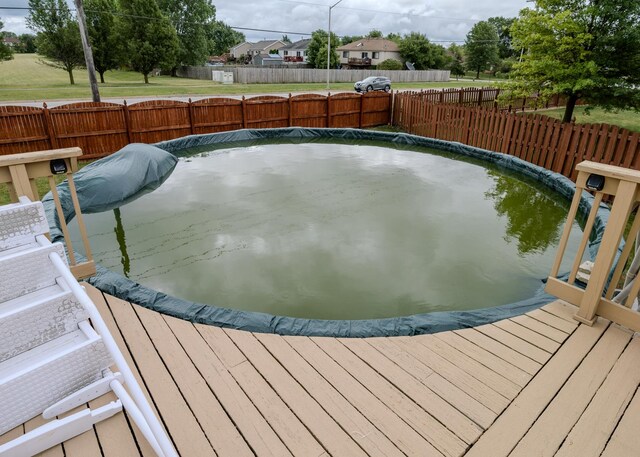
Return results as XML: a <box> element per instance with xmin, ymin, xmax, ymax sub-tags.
<box><xmin>306</xmin><ymin>29</ymin><xmax>339</xmax><ymax>69</ymax></box>
<box><xmin>447</xmin><ymin>43</ymin><xmax>465</xmax><ymax>79</ymax></box>
<box><xmin>206</xmin><ymin>21</ymin><xmax>244</xmax><ymax>56</ymax></box>
<box><xmin>18</xmin><ymin>33</ymin><xmax>37</xmax><ymax>53</ymax></box>
<box><xmin>27</xmin><ymin>0</ymin><xmax>84</xmax><ymax>84</ymax></box>
<box><xmin>281</xmin><ymin>34</ymin><xmax>291</xmax><ymax>44</ymax></box>
<box><xmin>506</xmin><ymin>0</ymin><xmax>640</xmax><ymax>122</ymax></box>
<box><xmin>366</xmin><ymin>29</ymin><xmax>382</xmax><ymax>38</ymax></box>
<box><xmin>340</xmin><ymin>35</ymin><xmax>362</xmax><ymax>45</ymax></box>
<box><xmin>119</xmin><ymin>0</ymin><xmax>179</xmax><ymax>83</ymax></box>
<box><xmin>0</xmin><ymin>20</ymin><xmax>14</xmax><ymax>61</ymax></box>
<box><xmin>487</xmin><ymin>16</ymin><xmax>516</xmax><ymax>59</ymax></box>
<box><xmin>464</xmin><ymin>21</ymin><xmax>499</xmax><ymax>79</ymax></box>
<box><xmin>385</xmin><ymin>32</ymin><xmax>402</xmax><ymax>44</ymax></box>
<box><xmin>158</xmin><ymin>0</ymin><xmax>215</xmax><ymax>71</ymax></box>
<box><xmin>399</xmin><ymin>32</ymin><xmax>444</xmax><ymax>70</ymax></box>
<box><xmin>85</xmin><ymin>0</ymin><xmax>119</xmax><ymax>83</ymax></box>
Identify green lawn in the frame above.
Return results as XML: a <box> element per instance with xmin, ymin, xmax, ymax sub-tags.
<box><xmin>0</xmin><ymin>54</ymin><xmax>491</xmax><ymax>102</ymax></box>
<box><xmin>531</xmin><ymin>106</ymin><xmax>640</xmax><ymax>133</ymax></box>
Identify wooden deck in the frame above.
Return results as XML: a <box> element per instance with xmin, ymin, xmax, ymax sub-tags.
<box><xmin>2</xmin><ymin>285</ymin><xmax>639</xmax><ymax>457</ymax></box>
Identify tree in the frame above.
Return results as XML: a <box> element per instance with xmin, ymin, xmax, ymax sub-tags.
<box><xmin>27</xmin><ymin>0</ymin><xmax>84</xmax><ymax>84</ymax></box>
<box><xmin>377</xmin><ymin>58</ymin><xmax>403</xmax><ymax>70</ymax></box>
<box><xmin>505</xmin><ymin>0</ymin><xmax>640</xmax><ymax>122</ymax></box>
<box><xmin>207</xmin><ymin>21</ymin><xmax>244</xmax><ymax>56</ymax></box>
<box><xmin>119</xmin><ymin>0</ymin><xmax>179</xmax><ymax>83</ymax></box>
<box><xmin>85</xmin><ymin>0</ymin><xmax>119</xmax><ymax>83</ymax></box>
<box><xmin>487</xmin><ymin>16</ymin><xmax>516</xmax><ymax>59</ymax></box>
<box><xmin>340</xmin><ymin>35</ymin><xmax>362</xmax><ymax>45</ymax></box>
<box><xmin>465</xmin><ymin>21</ymin><xmax>499</xmax><ymax>79</ymax></box>
<box><xmin>281</xmin><ymin>34</ymin><xmax>291</xmax><ymax>44</ymax></box>
<box><xmin>159</xmin><ymin>0</ymin><xmax>215</xmax><ymax>71</ymax></box>
<box><xmin>399</xmin><ymin>32</ymin><xmax>445</xmax><ymax>70</ymax></box>
<box><xmin>366</xmin><ymin>29</ymin><xmax>382</xmax><ymax>38</ymax></box>
<box><xmin>386</xmin><ymin>32</ymin><xmax>402</xmax><ymax>44</ymax></box>
<box><xmin>447</xmin><ymin>43</ymin><xmax>465</xmax><ymax>79</ymax></box>
<box><xmin>18</xmin><ymin>34</ymin><xmax>37</xmax><ymax>53</ymax></box>
<box><xmin>307</xmin><ymin>29</ymin><xmax>339</xmax><ymax>69</ymax></box>
<box><xmin>0</xmin><ymin>20</ymin><xmax>13</xmax><ymax>61</ymax></box>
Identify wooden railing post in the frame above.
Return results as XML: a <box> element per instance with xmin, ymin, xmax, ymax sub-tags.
<box><xmin>545</xmin><ymin>162</ymin><xmax>640</xmax><ymax>332</ymax></box>
<box><xmin>241</xmin><ymin>96</ymin><xmax>247</xmax><ymax>129</ymax></box>
<box><xmin>42</xmin><ymin>103</ymin><xmax>59</xmax><ymax>149</ymax></box>
<box><xmin>123</xmin><ymin>101</ymin><xmax>133</xmax><ymax>144</ymax></box>
<box><xmin>288</xmin><ymin>94</ymin><xmax>292</xmax><ymax>127</ymax></box>
<box><xmin>327</xmin><ymin>93</ymin><xmax>331</xmax><ymax>128</ymax></box>
<box><xmin>188</xmin><ymin>98</ymin><xmax>195</xmax><ymax>135</ymax></box>
<box><xmin>358</xmin><ymin>93</ymin><xmax>364</xmax><ymax>129</ymax></box>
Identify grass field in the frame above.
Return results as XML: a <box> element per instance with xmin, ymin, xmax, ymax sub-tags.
<box><xmin>0</xmin><ymin>54</ymin><xmax>490</xmax><ymax>102</ymax></box>
<box><xmin>528</xmin><ymin>106</ymin><xmax>640</xmax><ymax>133</ymax></box>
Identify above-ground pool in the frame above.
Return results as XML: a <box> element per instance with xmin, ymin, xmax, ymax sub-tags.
<box><xmin>69</xmin><ymin>135</ymin><xmax>585</xmax><ymax>323</ymax></box>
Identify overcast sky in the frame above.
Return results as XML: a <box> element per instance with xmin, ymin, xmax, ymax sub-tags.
<box><xmin>1</xmin><ymin>0</ymin><xmax>529</xmax><ymax>44</ymax></box>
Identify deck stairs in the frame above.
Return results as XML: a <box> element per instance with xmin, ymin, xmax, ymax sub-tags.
<box><xmin>0</xmin><ymin>198</ymin><xmax>176</xmax><ymax>457</ymax></box>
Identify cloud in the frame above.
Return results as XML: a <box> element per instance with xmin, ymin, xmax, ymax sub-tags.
<box><xmin>2</xmin><ymin>0</ymin><xmax>530</xmax><ymax>44</ymax></box>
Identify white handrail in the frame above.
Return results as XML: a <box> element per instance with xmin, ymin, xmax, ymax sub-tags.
<box><xmin>46</xmin><ymin>248</ymin><xmax>178</xmax><ymax>457</ymax></box>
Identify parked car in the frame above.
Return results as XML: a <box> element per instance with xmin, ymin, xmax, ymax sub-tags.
<box><xmin>354</xmin><ymin>76</ymin><xmax>391</xmax><ymax>93</ymax></box>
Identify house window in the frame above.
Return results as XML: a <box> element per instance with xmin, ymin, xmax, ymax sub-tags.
<box><xmin>296</xmin><ymin>51</ymin><xmax>301</xmax><ymax>57</ymax></box>
<box><xmin>304</xmin><ymin>51</ymin><xmax>308</xmax><ymax>56</ymax></box>
<box><xmin>372</xmin><ymin>52</ymin><xmax>379</xmax><ymax>59</ymax></box>
<box><xmin>362</xmin><ymin>52</ymin><xmax>368</xmax><ymax>58</ymax></box>
<box><xmin>284</xmin><ymin>51</ymin><xmax>288</xmax><ymax>56</ymax></box>
<box><xmin>343</xmin><ymin>51</ymin><xmax>348</xmax><ymax>58</ymax></box>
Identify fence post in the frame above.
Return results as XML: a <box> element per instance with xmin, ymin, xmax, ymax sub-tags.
<box><xmin>359</xmin><ymin>93</ymin><xmax>364</xmax><ymax>129</ymax></box>
<box><xmin>389</xmin><ymin>91</ymin><xmax>394</xmax><ymax>126</ymax></box>
<box><xmin>241</xmin><ymin>96</ymin><xmax>247</xmax><ymax>129</ymax></box>
<box><xmin>327</xmin><ymin>93</ymin><xmax>331</xmax><ymax>128</ymax></box>
<box><xmin>42</xmin><ymin>102</ymin><xmax>59</xmax><ymax>149</ymax></box>
<box><xmin>458</xmin><ymin>88</ymin><xmax>464</xmax><ymax>105</ymax></box>
<box><xmin>188</xmin><ymin>98</ymin><xmax>195</xmax><ymax>135</ymax></box>
<box><xmin>288</xmin><ymin>93</ymin><xmax>292</xmax><ymax>127</ymax></box>
<box><xmin>477</xmin><ymin>88</ymin><xmax>484</xmax><ymax>106</ymax></box>
<box><xmin>123</xmin><ymin>101</ymin><xmax>132</xmax><ymax>144</ymax></box>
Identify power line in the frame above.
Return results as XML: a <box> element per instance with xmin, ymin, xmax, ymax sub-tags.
<box><xmin>0</xmin><ymin>5</ymin><xmax>498</xmax><ymax>43</ymax></box>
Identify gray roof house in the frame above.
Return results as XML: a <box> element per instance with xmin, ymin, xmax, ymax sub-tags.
<box><xmin>278</xmin><ymin>39</ymin><xmax>311</xmax><ymax>63</ymax></box>
<box><xmin>336</xmin><ymin>38</ymin><xmax>402</xmax><ymax>68</ymax></box>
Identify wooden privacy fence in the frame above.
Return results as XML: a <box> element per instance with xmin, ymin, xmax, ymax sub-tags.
<box><xmin>400</xmin><ymin>88</ymin><xmax>568</xmax><ymax>111</ymax></box>
<box><xmin>393</xmin><ymin>93</ymin><xmax>640</xmax><ymax>181</ymax></box>
<box><xmin>0</xmin><ymin>92</ymin><xmax>392</xmax><ymax>159</ymax></box>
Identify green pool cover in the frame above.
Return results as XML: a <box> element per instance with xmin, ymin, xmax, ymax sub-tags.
<box><xmin>43</xmin><ymin>128</ymin><xmax>611</xmax><ymax>337</ymax></box>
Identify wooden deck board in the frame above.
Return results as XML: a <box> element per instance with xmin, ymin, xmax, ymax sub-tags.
<box><xmin>134</xmin><ymin>306</ymin><xmax>253</xmax><ymax>457</ymax></box>
<box><xmin>509</xmin><ymin>324</ymin><xmax>632</xmax><ymax>457</ymax></box>
<box><xmin>167</xmin><ymin>318</ymin><xmax>293</xmax><ymax>457</ymax></box>
<box><xmin>255</xmin><ymin>332</ymin><xmax>404</xmax><ymax>457</ymax></box>
<box><xmin>601</xmin><ymin>386</ymin><xmax>640</xmax><ymax>457</ymax></box>
<box><xmin>226</xmin><ymin>330</ymin><xmax>367</xmax><ymax>457</ymax></box>
<box><xmin>5</xmin><ymin>288</ymin><xmax>640</xmax><ymax>457</ymax></box>
<box><xmin>556</xmin><ymin>335</ymin><xmax>640</xmax><ymax>457</ymax></box>
<box><xmin>106</xmin><ymin>296</ymin><xmax>217</xmax><ymax>457</ymax></box>
<box><xmin>464</xmin><ymin>317</ymin><xmax>610</xmax><ymax>457</ymax></box>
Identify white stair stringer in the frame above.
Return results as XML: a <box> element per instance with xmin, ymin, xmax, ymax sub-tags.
<box><xmin>0</xmin><ymin>201</ymin><xmax>49</xmax><ymax>251</ymax></box>
<box><xmin>0</xmin><ymin>325</ymin><xmax>112</xmax><ymax>435</ymax></box>
<box><xmin>0</xmin><ymin>283</ymin><xmax>88</xmax><ymax>363</ymax></box>
<box><xmin>0</xmin><ymin>242</ymin><xmax>67</xmax><ymax>303</ymax></box>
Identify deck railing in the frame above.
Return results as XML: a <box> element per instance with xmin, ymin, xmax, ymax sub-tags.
<box><xmin>546</xmin><ymin>161</ymin><xmax>640</xmax><ymax>331</ymax></box>
<box><xmin>0</xmin><ymin>147</ymin><xmax>95</xmax><ymax>279</ymax></box>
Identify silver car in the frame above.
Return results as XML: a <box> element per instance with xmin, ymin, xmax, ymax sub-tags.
<box><xmin>354</xmin><ymin>76</ymin><xmax>392</xmax><ymax>93</ymax></box>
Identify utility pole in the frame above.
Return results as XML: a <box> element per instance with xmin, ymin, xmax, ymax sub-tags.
<box><xmin>74</xmin><ymin>0</ymin><xmax>100</xmax><ymax>102</ymax></box>
<box><xmin>326</xmin><ymin>0</ymin><xmax>343</xmax><ymax>90</ymax></box>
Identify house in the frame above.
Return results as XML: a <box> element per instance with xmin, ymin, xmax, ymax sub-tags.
<box><xmin>336</xmin><ymin>38</ymin><xmax>402</xmax><ymax>68</ymax></box>
<box><xmin>230</xmin><ymin>42</ymin><xmax>252</xmax><ymax>59</ymax></box>
<box><xmin>1</xmin><ymin>36</ymin><xmax>19</xmax><ymax>48</ymax></box>
<box><xmin>248</xmin><ymin>40</ymin><xmax>287</xmax><ymax>64</ymax></box>
<box><xmin>278</xmin><ymin>39</ymin><xmax>311</xmax><ymax>63</ymax></box>
<box><xmin>253</xmin><ymin>53</ymin><xmax>284</xmax><ymax>66</ymax></box>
